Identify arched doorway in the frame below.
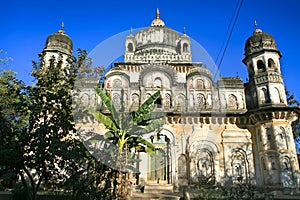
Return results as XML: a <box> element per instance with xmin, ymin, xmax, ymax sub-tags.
<box><xmin>148</xmin><ymin>134</ymin><xmax>171</xmax><ymax>184</ymax></box>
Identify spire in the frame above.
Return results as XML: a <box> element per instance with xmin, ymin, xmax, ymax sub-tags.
<box><xmin>156</xmin><ymin>8</ymin><xmax>160</xmax><ymax>19</ymax></box>
<box><xmin>184</xmin><ymin>26</ymin><xmax>186</xmax><ymax>35</ymax></box>
<box><xmin>130</xmin><ymin>27</ymin><xmax>133</xmax><ymax>35</ymax></box>
<box><xmin>58</xmin><ymin>22</ymin><xmax>65</xmax><ymax>34</ymax></box>
<box><xmin>151</xmin><ymin>8</ymin><xmax>165</xmax><ymax>27</ymax></box>
<box><xmin>253</xmin><ymin>20</ymin><xmax>262</xmax><ymax>34</ymax></box>
<box><xmin>254</xmin><ymin>20</ymin><xmax>258</xmax><ymax>29</ymax></box>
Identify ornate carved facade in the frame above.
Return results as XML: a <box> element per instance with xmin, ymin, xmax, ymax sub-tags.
<box><xmin>41</xmin><ymin>10</ymin><xmax>299</xmax><ymax>192</ymax></box>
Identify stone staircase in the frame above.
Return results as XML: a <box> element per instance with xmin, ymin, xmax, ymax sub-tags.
<box><xmin>131</xmin><ymin>184</ymin><xmax>181</xmax><ymax>200</ymax></box>
<box><xmin>144</xmin><ymin>184</ymin><xmax>174</xmax><ymax>193</ymax></box>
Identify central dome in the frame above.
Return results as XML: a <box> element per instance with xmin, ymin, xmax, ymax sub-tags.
<box><xmin>124</xmin><ymin>9</ymin><xmax>192</xmax><ymax>63</ymax></box>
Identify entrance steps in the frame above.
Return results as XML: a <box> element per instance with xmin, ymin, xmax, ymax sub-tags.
<box><xmin>131</xmin><ymin>184</ymin><xmax>181</xmax><ymax>199</ymax></box>
<box><xmin>131</xmin><ymin>192</ymin><xmax>181</xmax><ymax>200</ymax></box>
<box><xmin>144</xmin><ymin>184</ymin><xmax>173</xmax><ymax>193</ymax></box>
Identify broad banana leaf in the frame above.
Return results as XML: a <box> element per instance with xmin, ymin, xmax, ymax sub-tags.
<box><xmin>95</xmin><ymin>87</ymin><xmax>119</xmax><ymax>127</ymax></box>
<box><xmin>132</xmin><ymin>91</ymin><xmax>161</xmax><ymax>124</ymax></box>
<box><xmin>132</xmin><ymin>119</ymin><xmax>165</xmax><ymax>135</ymax></box>
<box><xmin>93</xmin><ymin>111</ymin><xmax>118</xmax><ymax>131</ymax></box>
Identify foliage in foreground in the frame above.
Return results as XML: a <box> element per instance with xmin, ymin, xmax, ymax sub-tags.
<box><xmin>188</xmin><ymin>176</ymin><xmax>264</xmax><ymax>200</ymax></box>
<box><xmin>0</xmin><ymin>49</ymin><xmax>112</xmax><ymax>200</ymax></box>
<box><xmin>91</xmin><ymin>88</ymin><xmax>164</xmax><ymax>199</ymax></box>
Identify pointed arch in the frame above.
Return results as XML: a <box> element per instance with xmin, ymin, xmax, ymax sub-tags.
<box><xmin>112</xmin><ymin>93</ymin><xmax>121</xmax><ymax>107</ymax></box>
<box><xmin>268</xmin><ymin>58</ymin><xmax>275</xmax><ymax>68</ymax></box>
<box><xmin>195</xmin><ymin>78</ymin><xmax>205</xmax><ymax>90</ymax></box>
<box><xmin>257</xmin><ymin>60</ymin><xmax>265</xmax><ymax>71</ymax></box>
<box><xmin>190</xmin><ymin>140</ymin><xmax>220</xmax><ymax>183</ymax></box>
<box><xmin>196</xmin><ymin>149</ymin><xmax>214</xmax><ymax>178</ymax></box>
<box><xmin>231</xmin><ymin>148</ymin><xmax>250</xmax><ymax>183</ymax></box>
<box><xmin>261</xmin><ymin>88</ymin><xmax>270</xmax><ymax>103</ymax></box>
<box><xmin>177</xmin><ymin>94</ymin><xmax>186</xmax><ymax>111</ymax></box>
<box><xmin>131</xmin><ymin>93</ymin><xmax>139</xmax><ymax>108</ymax></box>
<box><xmin>153</xmin><ymin>77</ymin><xmax>162</xmax><ymax>88</ymax></box>
<box><xmin>127</xmin><ymin>43</ymin><xmax>133</xmax><ymax>52</ymax></box>
<box><xmin>113</xmin><ymin>78</ymin><xmax>122</xmax><ymax>88</ymax></box>
<box><xmin>228</xmin><ymin>94</ymin><xmax>238</xmax><ymax>109</ymax></box>
<box><xmin>183</xmin><ymin>43</ymin><xmax>189</xmax><ymax>52</ymax></box>
<box><xmin>196</xmin><ymin>93</ymin><xmax>206</xmax><ymax>107</ymax></box>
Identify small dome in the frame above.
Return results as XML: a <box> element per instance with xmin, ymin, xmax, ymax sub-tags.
<box><xmin>151</xmin><ymin>8</ymin><xmax>165</xmax><ymax>27</ymax></box>
<box><xmin>44</xmin><ymin>24</ymin><xmax>73</xmax><ymax>55</ymax></box>
<box><xmin>244</xmin><ymin>28</ymin><xmax>279</xmax><ymax>56</ymax></box>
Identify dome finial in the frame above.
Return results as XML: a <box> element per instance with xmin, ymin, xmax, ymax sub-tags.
<box><xmin>151</xmin><ymin>8</ymin><xmax>165</xmax><ymax>27</ymax></box>
<box><xmin>58</xmin><ymin>22</ymin><xmax>65</xmax><ymax>34</ymax></box>
<box><xmin>184</xmin><ymin>26</ymin><xmax>186</xmax><ymax>35</ymax></box>
<box><xmin>253</xmin><ymin>20</ymin><xmax>262</xmax><ymax>34</ymax></box>
<box><xmin>156</xmin><ymin>8</ymin><xmax>160</xmax><ymax>19</ymax></box>
<box><xmin>254</xmin><ymin>20</ymin><xmax>258</xmax><ymax>29</ymax></box>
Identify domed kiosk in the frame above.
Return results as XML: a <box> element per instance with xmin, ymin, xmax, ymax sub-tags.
<box><xmin>43</xmin><ymin>23</ymin><xmax>73</xmax><ymax>56</ymax></box>
<box><xmin>40</xmin><ymin>23</ymin><xmax>73</xmax><ymax>70</ymax></box>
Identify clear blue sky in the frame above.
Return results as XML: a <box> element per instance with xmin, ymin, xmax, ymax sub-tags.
<box><xmin>1</xmin><ymin>0</ymin><xmax>300</xmax><ymax>100</ymax></box>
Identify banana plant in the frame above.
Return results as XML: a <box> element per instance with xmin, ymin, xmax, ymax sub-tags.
<box><xmin>93</xmin><ymin>87</ymin><xmax>164</xmax><ymax>162</ymax></box>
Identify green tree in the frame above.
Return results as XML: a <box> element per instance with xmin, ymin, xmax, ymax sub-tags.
<box><xmin>0</xmin><ymin>49</ymin><xmax>112</xmax><ymax>199</ymax></box>
<box><xmin>62</xmin><ymin>141</ymin><xmax>113</xmax><ymax>200</ymax></box>
<box><xmin>286</xmin><ymin>89</ymin><xmax>300</xmax><ymax>153</ymax></box>
<box><xmin>92</xmin><ymin>88</ymin><xmax>164</xmax><ymax>199</ymax></box>
<box><xmin>0</xmin><ymin>69</ymin><xmax>29</xmax><ymax>189</ymax></box>
<box><xmin>16</xmin><ymin>53</ymin><xmax>80</xmax><ymax>200</ymax></box>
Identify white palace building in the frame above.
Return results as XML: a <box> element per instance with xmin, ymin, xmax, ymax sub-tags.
<box><xmin>40</xmin><ymin>9</ymin><xmax>299</xmax><ymax>192</ymax></box>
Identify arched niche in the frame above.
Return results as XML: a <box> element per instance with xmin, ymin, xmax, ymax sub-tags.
<box><xmin>227</xmin><ymin>94</ymin><xmax>238</xmax><ymax>110</ymax></box>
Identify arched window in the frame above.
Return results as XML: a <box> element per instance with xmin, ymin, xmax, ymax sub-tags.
<box><xmin>131</xmin><ymin>94</ymin><xmax>139</xmax><ymax>108</ymax></box>
<box><xmin>268</xmin><ymin>58</ymin><xmax>275</xmax><ymax>68</ymax></box>
<box><xmin>155</xmin><ymin>96</ymin><xmax>162</xmax><ymax>108</ymax></box>
<box><xmin>183</xmin><ymin>43</ymin><xmax>188</xmax><ymax>52</ymax></box>
<box><xmin>257</xmin><ymin>60</ymin><xmax>265</xmax><ymax>71</ymax></box>
<box><xmin>153</xmin><ymin>77</ymin><xmax>162</xmax><ymax>88</ymax></box>
<box><xmin>277</xmin><ymin>126</ymin><xmax>289</xmax><ymax>149</ymax></box>
<box><xmin>231</xmin><ymin>149</ymin><xmax>248</xmax><ymax>183</ymax></box>
<box><xmin>127</xmin><ymin>43</ymin><xmax>133</xmax><ymax>52</ymax></box>
<box><xmin>113</xmin><ymin>79</ymin><xmax>122</xmax><ymax>88</ymax></box>
<box><xmin>261</xmin><ymin>88</ymin><xmax>270</xmax><ymax>103</ymax></box>
<box><xmin>177</xmin><ymin>94</ymin><xmax>186</xmax><ymax>111</ymax></box>
<box><xmin>228</xmin><ymin>94</ymin><xmax>238</xmax><ymax>109</ymax></box>
<box><xmin>275</xmin><ymin>87</ymin><xmax>283</xmax><ymax>103</ymax></box>
<box><xmin>196</xmin><ymin>149</ymin><xmax>214</xmax><ymax>178</ymax></box>
<box><xmin>164</xmin><ymin>93</ymin><xmax>171</xmax><ymax>109</ymax></box>
<box><xmin>196</xmin><ymin>79</ymin><xmax>205</xmax><ymax>90</ymax></box>
<box><xmin>196</xmin><ymin>93</ymin><xmax>206</xmax><ymax>107</ymax></box>
<box><xmin>112</xmin><ymin>93</ymin><xmax>121</xmax><ymax>106</ymax></box>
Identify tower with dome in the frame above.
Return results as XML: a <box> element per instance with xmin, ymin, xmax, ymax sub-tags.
<box><xmin>40</xmin><ymin>10</ymin><xmax>299</xmax><ymax>192</ymax></box>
